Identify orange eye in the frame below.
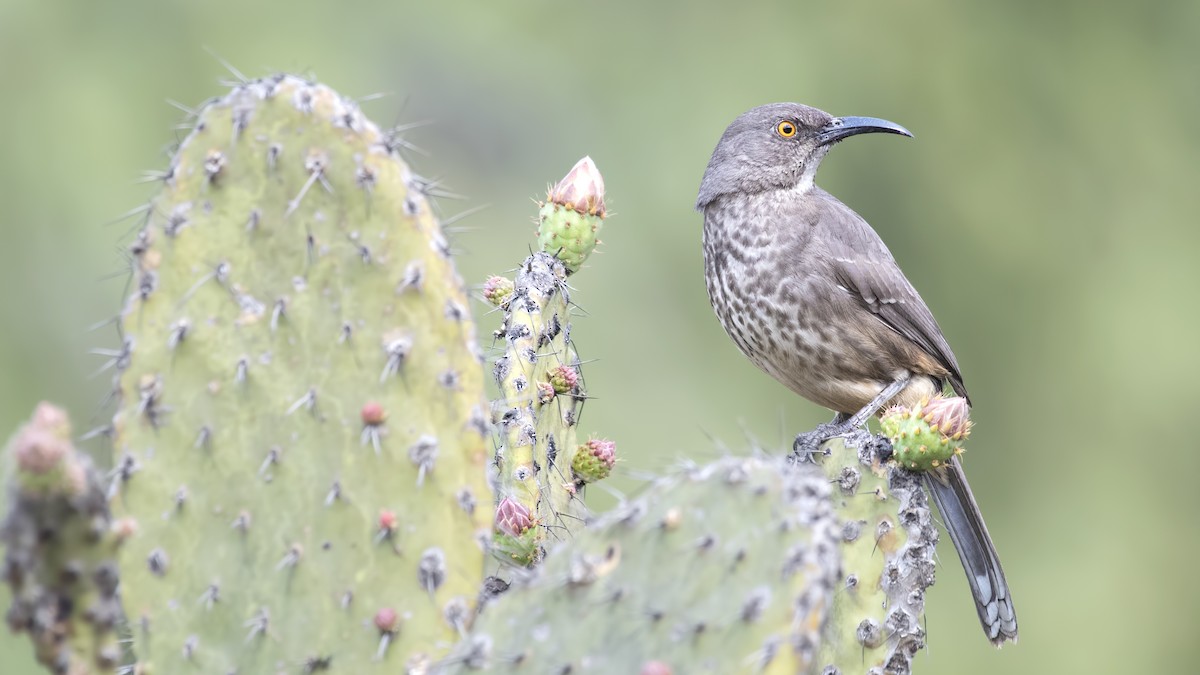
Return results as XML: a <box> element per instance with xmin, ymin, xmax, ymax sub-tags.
<box><xmin>777</xmin><ymin>121</ymin><xmax>797</xmax><ymax>137</ymax></box>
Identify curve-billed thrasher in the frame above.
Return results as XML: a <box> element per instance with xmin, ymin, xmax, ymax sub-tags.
<box><xmin>696</xmin><ymin>102</ymin><xmax>1017</xmax><ymax>645</ymax></box>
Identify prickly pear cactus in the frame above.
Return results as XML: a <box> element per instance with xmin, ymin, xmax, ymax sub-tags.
<box><xmin>107</xmin><ymin>75</ymin><xmax>492</xmax><ymax>673</ymax></box>
<box><xmin>442</xmin><ymin>456</ymin><xmax>841</xmax><ymax>674</ymax></box>
<box><xmin>2</xmin><ymin>403</ymin><xmax>122</xmax><ymax>673</ymax></box>
<box><xmin>809</xmin><ymin>438</ymin><xmax>936</xmax><ymax>674</ymax></box>
<box><xmin>488</xmin><ymin>158</ymin><xmax>614</xmax><ymax>567</ymax></box>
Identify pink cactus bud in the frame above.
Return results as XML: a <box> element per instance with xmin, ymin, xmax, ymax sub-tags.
<box><xmin>374</xmin><ymin>607</ymin><xmax>399</xmax><ymax>633</ymax></box>
<box><xmin>640</xmin><ymin>661</ymin><xmax>673</xmax><ymax>675</ymax></box>
<box><xmin>31</xmin><ymin>402</ymin><xmax>71</xmax><ymax>437</ymax></box>
<box><xmin>361</xmin><ymin>401</ymin><xmax>386</xmax><ymax>426</ymax></box>
<box><xmin>548</xmin><ymin>156</ymin><xmax>606</xmax><ymax>217</ymax></box>
<box><xmin>536</xmin><ymin>381</ymin><xmax>556</xmax><ymax>405</ymax></box>
<box><xmin>495</xmin><ymin>497</ymin><xmax>534</xmax><ymax>537</ymax></box>
<box><xmin>921</xmin><ymin>395</ymin><xmax>972</xmax><ymax>439</ymax></box>
<box><xmin>584</xmin><ymin>438</ymin><xmax>617</xmax><ymax>468</ymax></box>
<box><xmin>14</xmin><ymin>429</ymin><xmax>69</xmax><ymax>474</ymax></box>
<box><xmin>482</xmin><ymin>275</ymin><xmax>515</xmax><ymax>306</ymax></box>
<box><xmin>547</xmin><ymin>365</ymin><xmax>579</xmax><ymax>394</ymax></box>
<box><xmin>378</xmin><ymin>509</ymin><xmax>397</xmax><ymax>533</ymax></box>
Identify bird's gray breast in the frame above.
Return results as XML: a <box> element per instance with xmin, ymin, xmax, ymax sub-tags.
<box><xmin>702</xmin><ymin>191</ymin><xmax>834</xmax><ymax>386</ymax></box>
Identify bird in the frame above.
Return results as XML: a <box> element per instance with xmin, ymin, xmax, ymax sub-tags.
<box><xmin>696</xmin><ymin>102</ymin><xmax>1017</xmax><ymax>645</ymax></box>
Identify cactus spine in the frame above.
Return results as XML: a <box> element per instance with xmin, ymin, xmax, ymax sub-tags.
<box><xmin>489</xmin><ymin>158</ymin><xmax>613</xmax><ymax>567</ymax></box>
<box><xmin>107</xmin><ymin>75</ymin><xmax>491</xmax><ymax>673</ymax></box>
<box><xmin>445</xmin><ymin>456</ymin><xmax>841</xmax><ymax>674</ymax></box>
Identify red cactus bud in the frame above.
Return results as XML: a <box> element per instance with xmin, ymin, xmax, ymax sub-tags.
<box><xmin>361</xmin><ymin>401</ymin><xmax>386</xmax><ymax>426</ymax></box>
<box><xmin>547</xmin><ymin>365</ymin><xmax>580</xmax><ymax>394</ymax></box>
<box><xmin>549</xmin><ymin>156</ymin><xmax>606</xmax><ymax>217</ymax></box>
<box><xmin>378</xmin><ymin>509</ymin><xmax>397</xmax><ymax>533</ymax></box>
<box><xmin>584</xmin><ymin>438</ymin><xmax>616</xmax><ymax>468</ymax></box>
<box><xmin>495</xmin><ymin>497</ymin><xmax>534</xmax><ymax>537</ymax></box>
<box><xmin>640</xmin><ymin>661</ymin><xmax>673</xmax><ymax>675</ymax></box>
<box><xmin>482</xmin><ymin>275</ymin><xmax>514</xmax><ymax>306</ymax></box>
<box><xmin>921</xmin><ymin>395</ymin><xmax>972</xmax><ymax>439</ymax></box>
<box><xmin>374</xmin><ymin>607</ymin><xmax>399</xmax><ymax>633</ymax></box>
<box><xmin>14</xmin><ymin>429</ymin><xmax>69</xmax><ymax>474</ymax></box>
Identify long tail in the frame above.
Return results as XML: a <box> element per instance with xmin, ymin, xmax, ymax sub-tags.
<box><xmin>924</xmin><ymin>456</ymin><xmax>1018</xmax><ymax>645</ymax></box>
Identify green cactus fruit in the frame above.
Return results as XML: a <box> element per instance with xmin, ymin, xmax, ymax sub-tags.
<box><xmin>107</xmin><ymin>74</ymin><xmax>491</xmax><ymax>673</ymax></box>
<box><xmin>808</xmin><ymin>438</ymin><xmax>937</xmax><ymax>673</ymax></box>
<box><xmin>446</xmin><ymin>456</ymin><xmax>841</xmax><ymax>674</ymax></box>
<box><xmin>536</xmin><ymin>156</ymin><xmax>606</xmax><ymax>274</ymax></box>
<box><xmin>571</xmin><ymin>438</ymin><xmax>616</xmax><ymax>483</ymax></box>
<box><xmin>2</xmin><ymin>403</ymin><xmax>124</xmax><ymax>673</ymax></box>
<box><xmin>880</xmin><ymin>396</ymin><xmax>969</xmax><ymax>471</ymax></box>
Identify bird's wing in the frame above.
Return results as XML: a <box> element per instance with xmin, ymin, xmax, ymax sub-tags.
<box><xmin>814</xmin><ymin>190</ymin><xmax>968</xmax><ymax>399</ymax></box>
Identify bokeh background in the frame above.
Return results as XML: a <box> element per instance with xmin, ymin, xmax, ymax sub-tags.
<box><xmin>2</xmin><ymin>1</ymin><xmax>1198</xmax><ymax>673</ymax></box>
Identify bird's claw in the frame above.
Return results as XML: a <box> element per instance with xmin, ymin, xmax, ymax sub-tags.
<box><xmin>791</xmin><ymin>422</ymin><xmax>845</xmax><ymax>462</ymax></box>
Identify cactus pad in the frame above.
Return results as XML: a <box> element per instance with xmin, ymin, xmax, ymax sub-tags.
<box><xmin>107</xmin><ymin>75</ymin><xmax>491</xmax><ymax>672</ymax></box>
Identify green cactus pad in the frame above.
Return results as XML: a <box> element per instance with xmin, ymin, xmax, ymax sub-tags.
<box><xmin>808</xmin><ymin>438</ymin><xmax>936</xmax><ymax>673</ymax></box>
<box><xmin>881</xmin><ymin>403</ymin><xmax>962</xmax><ymax>471</ymax></box>
<box><xmin>446</xmin><ymin>456</ymin><xmax>841</xmax><ymax>674</ymax></box>
<box><xmin>108</xmin><ymin>75</ymin><xmax>491</xmax><ymax>673</ymax></box>
<box><xmin>536</xmin><ymin>201</ymin><xmax>604</xmax><ymax>274</ymax></box>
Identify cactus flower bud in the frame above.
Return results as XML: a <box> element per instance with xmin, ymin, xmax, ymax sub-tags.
<box><xmin>538</xmin><ymin>157</ymin><xmax>607</xmax><ymax>273</ymax></box>
<box><xmin>920</xmin><ymin>395</ymin><xmax>972</xmax><ymax>440</ymax></box>
<box><xmin>495</xmin><ymin>497</ymin><xmax>534</xmax><ymax>537</ymax></box>
<box><xmin>361</xmin><ymin>401</ymin><xmax>386</xmax><ymax>426</ymax></box>
<box><xmin>547</xmin><ymin>365</ymin><xmax>579</xmax><ymax>394</ymax></box>
<box><xmin>880</xmin><ymin>396</ymin><xmax>968</xmax><ymax>472</ymax></box>
<box><xmin>549</xmin><ymin>156</ymin><xmax>606</xmax><ymax>217</ymax></box>
<box><xmin>536</xmin><ymin>380</ymin><xmax>555</xmax><ymax>405</ymax></box>
<box><xmin>374</xmin><ymin>607</ymin><xmax>399</xmax><ymax>633</ymax></box>
<box><xmin>482</xmin><ymin>275</ymin><xmax>514</xmax><ymax>307</ymax></box>
<box><xmin>572</xmin><ymin>438</ymin><xmax>617</xmax><ymax>483</ymax></box>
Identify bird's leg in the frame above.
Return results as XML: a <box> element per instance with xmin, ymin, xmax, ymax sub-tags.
<box><xmin>791</xmin><ymin>373</ymin><xmax>912</xmax><ymax>461</ymax></box>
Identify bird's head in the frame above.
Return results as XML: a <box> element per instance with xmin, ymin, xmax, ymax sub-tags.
<box><xmin>695</xmin><ymin>102</ymin><xmax>911</xmax><ymax>210</ymax></box>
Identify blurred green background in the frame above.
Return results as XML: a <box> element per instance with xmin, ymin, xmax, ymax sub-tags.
<box><xmin>2</xmin><ymin>0</ymin><xmax>1198</xmax><ymax>672</ymax></box>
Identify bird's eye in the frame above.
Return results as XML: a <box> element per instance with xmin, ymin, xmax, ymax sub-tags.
<box><xmin>776</xmin><ymin>121</ymin><xmax>797</xmax><ymax>138</ymax></box>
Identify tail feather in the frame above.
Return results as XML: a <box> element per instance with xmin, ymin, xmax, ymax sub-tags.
<box><xmin>925</xmin><ymin>456</ymin><xmax>1018</xmax><ymax>645</ymax></box>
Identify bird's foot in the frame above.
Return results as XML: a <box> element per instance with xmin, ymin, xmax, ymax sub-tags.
<box><xmin>791</xmin><ymin>422</ymin><xmax>845</xmax><ymax>463</ymax></box>
<box><xmin>792</xmin><ymin>421</ymin><xmax>892</xmax><ymax>464</ymax></box>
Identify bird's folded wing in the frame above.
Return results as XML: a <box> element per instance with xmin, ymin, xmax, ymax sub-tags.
<box><xmin>815</xmin><ymin>192</ymin><xmax>967</xmax><ymax>399</ymax></box>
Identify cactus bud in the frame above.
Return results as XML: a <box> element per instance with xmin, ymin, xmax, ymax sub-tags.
<box><xmin>374</xmin><ymin>607</ymin><xmax>400</xmax><ymax>634</ymax></box>
<box><xmin>495</xmin><ymin>498</ymin><xmax>533</xmax><ymax>537</ymax></box>
<box><xmin>536</xmin><ymin>380</ymin><xmax>556</xmax><ymax>405</ymax></box>
<box><xmin>361</xmin><ymin>401</ymin><xmax>386</xmax><ymax>426</ymax></box>
<box><xmin>880</xmin><ymin>396</ymin><xmax>967</xmax><ymax>471</ymax></box>
<box><xmin>482</xmin><ymin>275</ymin><xmax>514</xmax><ymax>307</ymax></box>
<box><xmin>920</xmin><ymin>395</ymin><xmax>972</xmax><ymax>439</ymax></box>
<box><xmin>548</xmin><ymin>156</ymin><xmax>606</xmax><ymax>217</ymax></box>
<box><xmin>538</xmin><ymin>157</ymin><xmax>607</xmax><ymax>273</ymax></box>
<box><xmin>641</xmin><ymin>662</ymin><xmax>673</xmax><ymax>675</ymax></box>
<box><xmin>547</xmin><ymin>365</ymin><xmax>579</xmax><ymax>394</ymax></box>
<box><xmin>572</xmin><ymin>438</ymin><xmax>616</xmax><ymax>483</ymax></box>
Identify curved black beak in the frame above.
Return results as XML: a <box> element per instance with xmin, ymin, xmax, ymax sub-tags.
<box><xmin>817</xmin><ymin>116</ymin><xmax>913</xmax><ymax>146</ymax></box>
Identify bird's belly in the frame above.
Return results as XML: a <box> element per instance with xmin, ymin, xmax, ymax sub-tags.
<box><xmin>707</xmin><ymin>265</ymin><xmax>937</xmax><ymax>414</ymax></box>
